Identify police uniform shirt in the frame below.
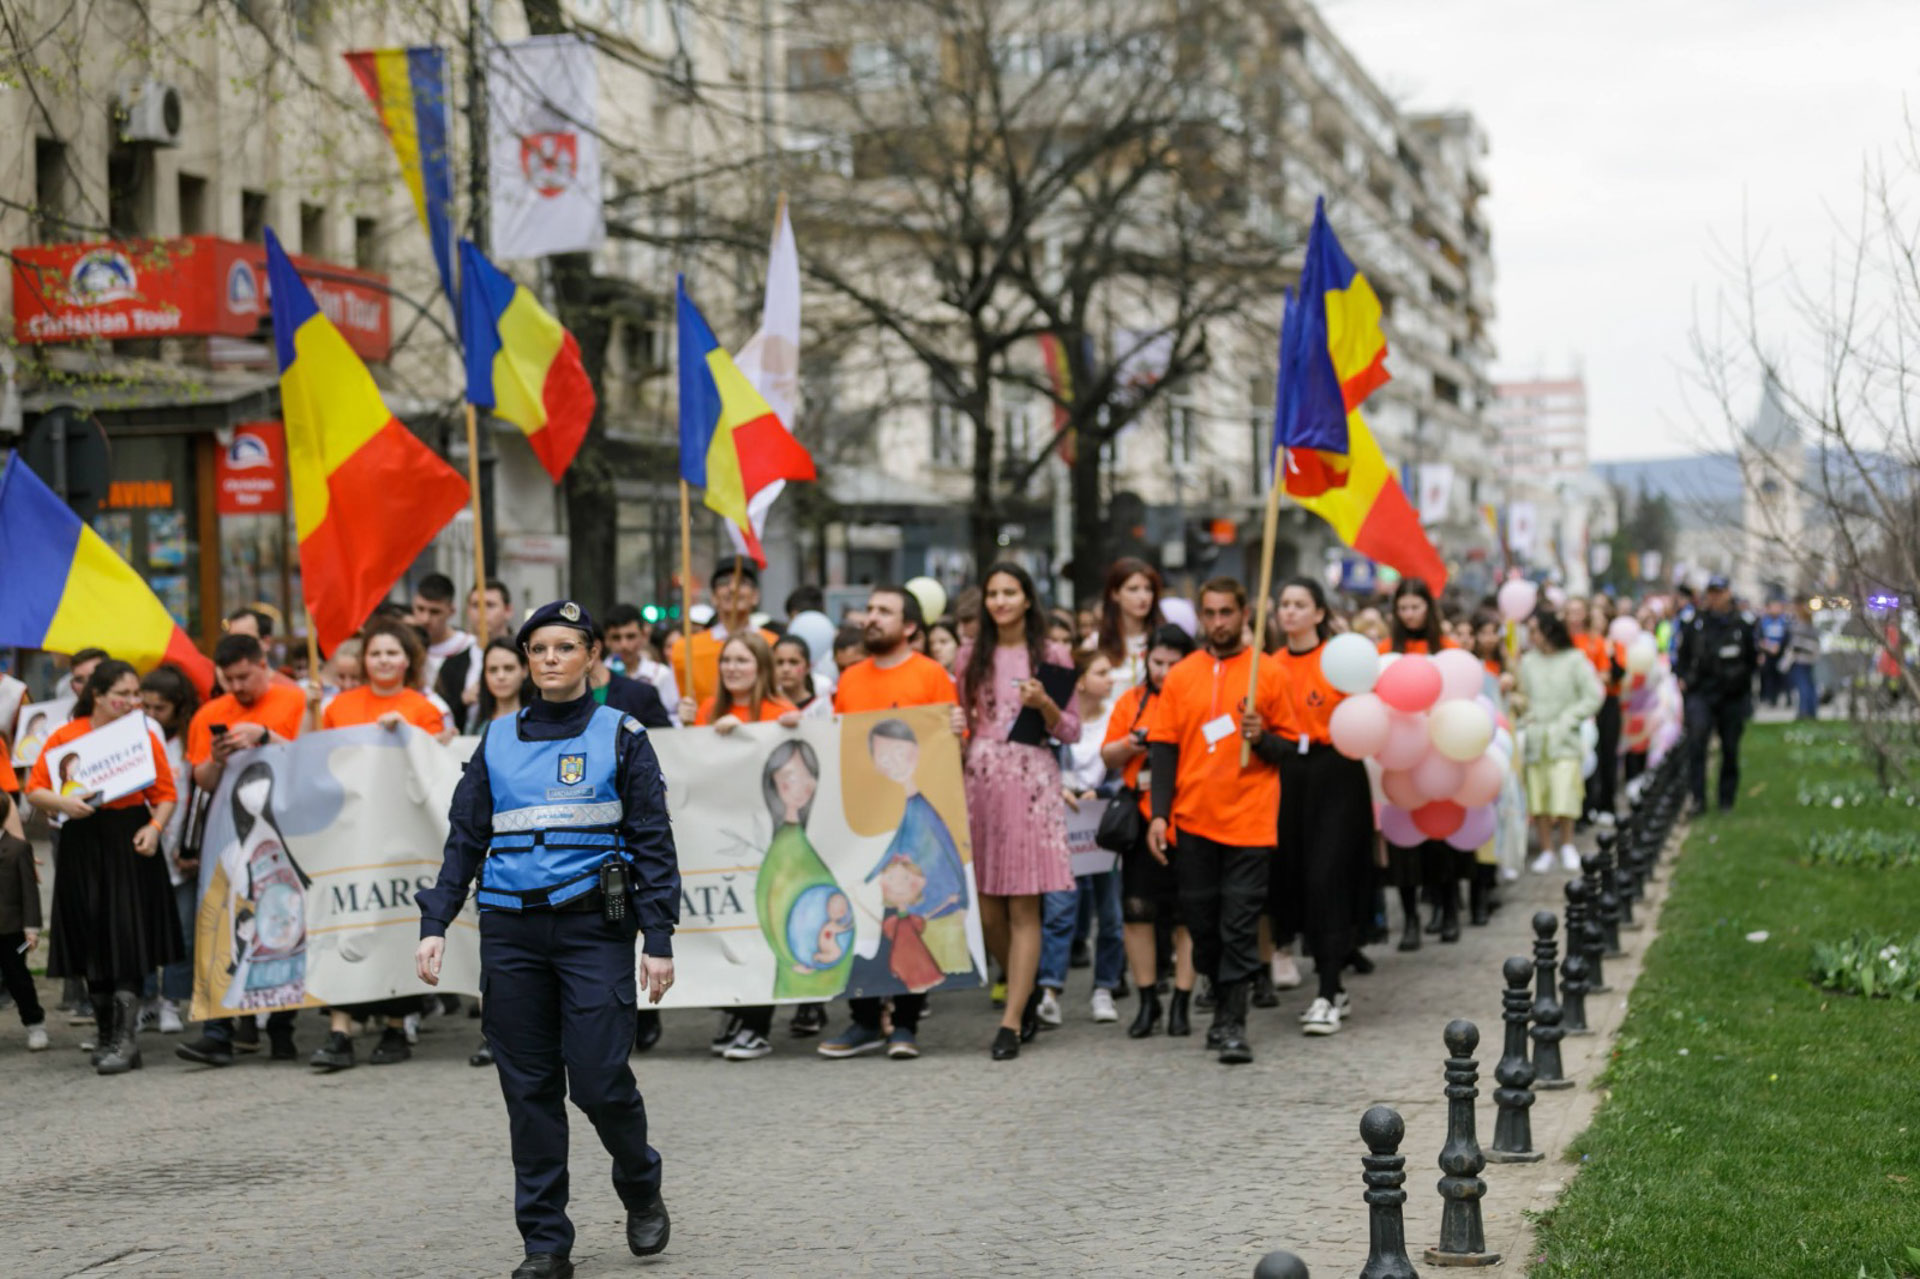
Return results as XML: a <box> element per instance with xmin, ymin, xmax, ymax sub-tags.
<box><xmin>1678</xmin><ymin>608</ymin><xmax>1758</xmax><ymax>704</ymax></box>
<box><xmin>418</xmin><ymin>691</ymin><xmax>681</xmax><ymax>956</ymax></box>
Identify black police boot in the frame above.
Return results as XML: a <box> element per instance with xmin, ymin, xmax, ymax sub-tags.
<box><xmin>1215</xmin><ymin>982</ymin><xmax>1253</xmax><ymax>1065</ymax></box>
<box><xmin>510</xmin><ymin>1253</ymin><xmax>573</xmax><ymax>1279</ymax></box>
<box><xmin>1127</xmin><ymin>989</ymin><xmax>1162</xmax><ymax>1039</ymax></box>
<box><xmin>1251</xmin><ymin>969</ymin><xmax>1280</xmax><ymax>1008</ymax></box>
<box><xmin>1204</xmin><ymin>986</ymin><xmax>1231</xmax><ymax>1050</ymax></box>
<box><xmin>1166</xmin><ymin>988</ymin><xmax>1193</xmax><ymax>1037</ymax></box>
<box><xmin>633</xmin><ymin>1009</ymin><xmax>662</xmax><ymax>1053</ymax></box>
<box><xmin>626</xmin><ymin>1190</ymin><xmax>671</xmax><ymax>1257</ymax></box>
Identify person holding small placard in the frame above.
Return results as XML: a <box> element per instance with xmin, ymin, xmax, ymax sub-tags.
<box><xmin>26</xmin><ymin>660</ymin><xmax>178</xmax><ymax>1076</ymax></box>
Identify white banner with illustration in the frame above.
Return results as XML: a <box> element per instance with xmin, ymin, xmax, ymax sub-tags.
<box><xmin>190</xmin><ymin>727</ymin><xmax>481</xmax><ymax>1021</ymax></box>
<box><xmin>649</xmin><ymin>704</ymin><xmax>986</xmax><ymax>1009</ymax></box>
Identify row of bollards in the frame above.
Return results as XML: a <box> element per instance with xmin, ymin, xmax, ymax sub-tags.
<box><xmin>1255</xmin><ymin>750</ymin><xmax>1693</xmax><ymax>1277</ymax></box>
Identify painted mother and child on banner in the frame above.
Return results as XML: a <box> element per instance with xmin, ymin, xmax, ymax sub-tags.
<box><xmin>188</xmin><ymin>705</ymin><xmax>984</xmax><ymax>1021</ymax></box>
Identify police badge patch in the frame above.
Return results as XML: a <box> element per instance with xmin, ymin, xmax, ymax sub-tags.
<box><xmin>558</xmin><ymin>754</ymin><xmax>586</xmax><ymax>786</ymax></box>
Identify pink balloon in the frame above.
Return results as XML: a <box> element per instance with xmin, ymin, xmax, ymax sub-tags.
<box><xmin>1379</xmin><ymin>804</ymin><xmax>1423</xmax><ymax>846</ymax></box>
<box><xmin>1376</xmin><ymin>711</ymin><xmax>1431</xmax><ymax>771</ymax></box>
<box><xmin>1328</xmin><ymin>694</ymin><xmax>1391</xmax><ymax>760</ymax></box>
<box><xmin>1412</xmin><ymin>799</ymin><xmax>1466</xmax><ymax>840</ymax></box>
<box><xmin>1381</xmin><ymin>768</ymin><xmax>1424</xmax><ymax>810</ymax></box>
<box><xmin>1497</xmin><ymin>579</ymin><xmax>1538</xmax><ymax>622</ymax></box>
<box><xmin>1445</xmin><ymin>803</ymin><xmax>1497</xmax><ymax>851</ymax></box>
<box><xmin>1608</xmin><ymin>616</ymin><xmax>1642</xmax><ymax>646</ymax></box>
<box><xmin>1409</xmin><ymin>749</ymin><xmax>1467</xmax><ymax>801</ymax></box>
<box><xmin>1375</xmin><ymin>654</ymin><xmax>1443</xmax><ymax>714</ymax></box>
<box><xmin>1433</xmin><ymin>649</ymin><xmax>1485</xmax><ymax>702</ymax></box>
<box><xmin>1456</xmin><ymin>751</ymin><xmax>1506</xmax><ymax>807</ymax></box>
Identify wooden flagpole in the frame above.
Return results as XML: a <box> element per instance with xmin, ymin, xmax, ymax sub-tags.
<box><xmin>464</xmin><ymin>403</ymin><xmax>488</xmax><ymax>636</ymax></box>
<box><xmin>1241</xmin><ymin>451</ymin><xmax>1286</xmax><ymax>767</ymax></box>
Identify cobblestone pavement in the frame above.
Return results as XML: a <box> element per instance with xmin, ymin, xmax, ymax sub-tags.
<box><xmin>1</xmin><ymin>837</ymin><xmax>1671</xmax><ymax>1279</ymax></box>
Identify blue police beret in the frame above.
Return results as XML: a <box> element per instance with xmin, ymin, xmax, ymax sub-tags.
<box><xmin>516</xmin><ymin>599</ymin><xmax>595</xmax><ymax>650</ymax></box>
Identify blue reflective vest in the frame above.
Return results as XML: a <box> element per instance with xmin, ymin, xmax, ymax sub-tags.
<box><xmin>476</xmin><ymin>704</ymin><xmax>632</xmax><ymax>911</ymax></box>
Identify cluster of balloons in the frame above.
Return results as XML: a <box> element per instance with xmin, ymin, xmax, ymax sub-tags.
<box><xmin>1606</xmin><ymin>615</ymin><xmax>1683</xmax><ymax>763</ymax></box>
<box><xmin>1321</xmin><ymin>634</ymin><xmax>1510</xmax><ymax>850</ymax></box>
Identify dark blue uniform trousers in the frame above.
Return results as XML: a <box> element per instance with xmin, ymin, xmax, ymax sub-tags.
<box><xmin>481</xmin><ymin>908</ymin><xmax>662</xmax><ymax>1255</ymax></box>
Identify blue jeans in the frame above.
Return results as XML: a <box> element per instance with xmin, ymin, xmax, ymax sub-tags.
<box><xmin>1040</xmin><ymin>872</ymin><xmax>1125</xmax><ymax>991</ymax></box>
<box><xmin>161</xmin><ymin>880</ymin><xmax>197</xmax><ymax>1002</ymax></box>
<box><xmin>1790</xmin><ymin>664</ymin><xmax>1818</xmax><ymax>719</ymax></box>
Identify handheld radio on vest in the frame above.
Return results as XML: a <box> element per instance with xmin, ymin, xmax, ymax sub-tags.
<box><xmin>601</xmin><ymin>861</ymin><xmax>629</xmax><ymax>923</ymax></box>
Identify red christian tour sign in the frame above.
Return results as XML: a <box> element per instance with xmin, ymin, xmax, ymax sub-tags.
<box><xmin>11</xmin><ymin>236</ymin><xmax>392</xmax><ymax>362</ymax></box>
<box><xmin>216</xmin><ymin>421</ymin><xmax>287</xmax><ymax>516</ymax></box>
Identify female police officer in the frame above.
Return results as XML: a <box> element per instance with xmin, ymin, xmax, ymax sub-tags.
<box><xmin>416</xmin><ymin>600</ymin><xmax>679</xmax><ymax>1279</ymax></box>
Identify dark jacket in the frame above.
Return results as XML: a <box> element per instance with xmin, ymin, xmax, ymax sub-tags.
<box><xmin>1677</xmin><ymin>606</ymin><xmax>1758</xmax><ymax>704</ymax></box>
<box><xmin>601</xmin><ymin>672</ymin><xmax>673</xmax><ymax>730</ymax></box>
<box><xmin>0</xmin><ymin>793</ymin><xmax>42</xmax><ymax>935</ymax></box>
<box><xmin>418</xmin><ymin>691</ymin><xmax>680</xmax><ymax>955</ymax></box>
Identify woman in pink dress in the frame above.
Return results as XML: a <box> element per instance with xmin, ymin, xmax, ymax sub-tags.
<box><xmin>951</xmin><ymin>562</ymin><xmax>1080</xmax><ymax>1060</ymax></box>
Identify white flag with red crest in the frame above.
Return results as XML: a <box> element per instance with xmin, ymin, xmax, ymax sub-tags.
<box><xmin>487</xmin><ymin>35</ymin><xmax>604</xmax><ymax>260</ymax></box>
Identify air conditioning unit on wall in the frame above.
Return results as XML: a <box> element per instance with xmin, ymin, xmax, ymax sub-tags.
<box><xmin>116</xmin><ymin>79</ymin><xmax>183</xmax><ymax>147</ymax></box>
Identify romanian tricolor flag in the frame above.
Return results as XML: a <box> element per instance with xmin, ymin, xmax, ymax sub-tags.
<box><xmin>1274</xmin><ymin>198</ymin><xmax>1390</xmax><ymax>497</ymax></box>
<box><xmin>0</xmin><ymin>455</ymin><xmax>214</xmax><ymax>696</ymax></box>
<box><xmin>1286</xmin><ymin>410</ymin><xmax>1448</xmax><ymax>594</ymax></box>
<box><xmin>344</xmin><ymin>47</ymin><xmax>456</xmax><ymax>308</ymax></box>
<box><xmin>675</xmin><ymin>276</ymin><xmax>815</xmax><ymax>565</ymax></box>
<box><xmin>459</xmin><ymin>240</ymin><xmax>594</xmax><ymax>483</ymax></box>
<box><xmin>1037</xmin><ymin>332</ymin><xmax>1084</xmax><ymax>464</ymax></box>
<box><xmin>267</xmin><ymin>230</ymin><xmax>469</xmax><ymax>652</ymax></box>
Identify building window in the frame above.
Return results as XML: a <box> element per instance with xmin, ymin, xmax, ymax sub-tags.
<box><xmin>34</xmin><ymin>138</ymin><xmax>70</xmax><ymax>243</ymax></box>
<box><xmin>241</xmin><ymin>189</ymin><xmax>269</xmax><ymax>243</ymax></box>
<box><xmin>931</xmin><ymin>397</ymin><xmax>968</xmax><ymax>467</ymax></box>
<box><xmin>288</xmin><ymin>0</ymin><xmax>325</xmax><ymax>44</ymax></box>
<box><xmin>1001</xmin><ymin>399</ymin><xmax>1033</xmax><ymax>471</ymax></box>
<box><xmin>353</xmin><ymin>216</ymin><xmax>380</xmax><ymax>271</ymax></box>
<box><xmin>1167</xmin><ymin>401</ymin><xmax>1197</xmax><ymax>468</ymax></box>
<box><xmin>107</xmin><ymin>144</ymin><xmax>150</xmax><ymax>237</ymax></box>
<box><xmin>299</xmin><ymin>202</ymin><xmax>327</xmax><ymax>257</ymax></box>
<box><xmin>177</xmin><ymin>172</ymin><xmax>208</xmax><ymax>234</ymax></box>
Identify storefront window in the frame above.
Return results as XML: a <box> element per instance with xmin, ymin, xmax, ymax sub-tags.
<box><xmin>94</xmin><ymin>435</ymin><xmax>200</xmax><ymax>636</ymax></box>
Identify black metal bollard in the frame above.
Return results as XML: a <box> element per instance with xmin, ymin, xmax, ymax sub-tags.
<box><xmin>1359</xmin><ymin>1106</ymin><xmax>1420</xmax><ymax>1279</ymax></box>
<box><xmin>1424</xmin><ymin>1020</ymin><xmax>1502</xmax><ymax>1267</ymax></box>
<box><xmin>1487</xmin><ymin>957</ymin><xmax>1543</xmax><ymax>1163</ymax></box>
<box><xmin>1584</xmin><ymin>851</ymin><xmax>1624</xmax><ymax>959</ymax></box>
<box><xmin>1574</xmin><ymin>871</ymin><xmax>1611</xmax><ymax>994</ymax></box>
<box><xmin>1529</xmin><ymin>912</ymin><xmax>1572</xmax><ymax>1089</ymax></box>
<box><xmin>1600</xmin><ymin>831</ymin><xmax>1640</xmax><ymax>931</ymax></box>
<box><xmin>1561</xmin><ymin>951</ymin><xmax>1591</xmax><ymax>1036</ymax></box>
<box><xmin>1253</xmin><ymin>1251</ymin><xmax>1310</xmax><ymax>1279</ymax></box>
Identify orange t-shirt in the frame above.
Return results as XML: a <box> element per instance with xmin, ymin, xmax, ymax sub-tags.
<box><xmin>1572</xmin><ymin>633</ymin><xmax>1622</xmax><ymax>698</ymax></box>
<box><xmin>695</xmin><ymin>694</ymin><xmax>798</xmax><ymax>726</ymax></box>
<box><xmin>1483</xmin><ymin>658</ymin><xmax>1505</xmax><ymax>679</ymax></box>
<box><xmin>831</xmin><ymin>652</ymin><xmax>955</xmax><ymax>714</ymax></box>
<box><xmin>1379</xmin><ymin>636</ymin><xmax>1457</xmax><ymax>655</ymax></box>
<box><xmin>322</xmin><ymin>685</ymin><xmax>446</xmax><ymax>735</ymax></box>
<box><xmin>668</xmin><ymin>627</ymin><xmax>780</xmax><ymax>706</ymax></box>
<box><xmin>1273</xmin><ymin>642</ymin><xmax>1343</xmax><ymax>745</ymax></box>
<box><xmin>0</xmin><ymin>738</ymin><xmax>17</xmax><ymax>793</ymax></box>
<box><xmin>27</xmin><ymin>716</ymin><xmax>176</xmax><ymax>810</ymax></box>
<box><xmin>1102</xmin><ymin>682</ymin><xmax>1159</xmax><ymax>820</ymax></box>
<box><xmin>186</xmin><ymin>683</ymin><xmax>309</xmax><ymax>766</ymax></box>
<box><xmin>1146</xmin><ymin>648</ymin><xmax>1287</xmax><ymax>848</ymax></box>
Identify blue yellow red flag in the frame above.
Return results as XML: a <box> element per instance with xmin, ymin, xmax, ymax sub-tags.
<box><xmin>1272</xmin><ymin>197</ymin><xmax>1390</xmax><ymax>496</ymax></box>
<box><xmin>675</xmin><ymin>275</ymin><xmax>815</xmax><ymax>565</ymax></box>
<box><xmin>344</xmin><ymin>47</ymin><xmax>456</xmax><ymax>308</ymax></box>
<box><xmin>267</xmin><ymin>229</ymin><xmax>469</xmax><ymax>651</ymax></box>
<box><xmin>459</xmin><ymin>240</ymin><xmax>594</xmax><ymax>483</ymax></box>
<box><xmin>0</xmin><ymin>454</ymin><xmax>214</xmax><ymax>695</ymax></box>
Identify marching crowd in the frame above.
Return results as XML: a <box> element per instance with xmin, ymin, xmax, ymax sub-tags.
<box><xmin>1</xmin><ymin>556</ymin><xmax>1778</xmax><ymax>1073</ymax></box>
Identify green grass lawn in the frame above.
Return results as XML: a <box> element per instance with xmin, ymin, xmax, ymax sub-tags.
<box><xmin>1530</xmin><ymin>722</ymin><xmax>1920</xmax><ymax>1279</ymax></box>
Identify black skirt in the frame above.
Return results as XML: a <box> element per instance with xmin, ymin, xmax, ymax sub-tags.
<box><xmin>47</xmin><ymin>805</ymin><xmax>185</xmax><ymax>986</ymax></box>
<box><xmin>1273</xmin><ymin>745</ymin><xmax>1375</xmax><ymax>942</ymax></box>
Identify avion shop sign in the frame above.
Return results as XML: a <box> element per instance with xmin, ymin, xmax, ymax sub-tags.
<box><xmin>12</xmin><ymin>236</ymin><xmax>391</xmax><ymax>361</ymax></box>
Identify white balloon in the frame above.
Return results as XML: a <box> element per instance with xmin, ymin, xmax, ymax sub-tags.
<box><xmin>1320</xmin><ymin>632</ymin><xmax>1383</xmax><ymax>695</ymax></box>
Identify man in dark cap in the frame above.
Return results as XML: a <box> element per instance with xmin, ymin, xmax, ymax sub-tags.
<box><xmin>1676</xmin><ymin>575</ymin><xmax>1757</xmax><ymax>814</ymax></box>
<box><xmin>417</xmin><ymin>600</ymin><xmax>679</xmax><ymax>1278</ymax></box>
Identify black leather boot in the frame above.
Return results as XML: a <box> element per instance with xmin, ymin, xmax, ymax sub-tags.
<box><xmin>1469</xmin><ymin>869</ymin><xmax>1491</xmax><ymax>926</ymax></box>
<box><xmin>1166</xmin><ymin>988</ymin><xmax>1192</xmax><ymax>1037</ymax></box>
<box><xmin>626</xmin><ymin>1189</ymin><xmax>670</xmax><ymax>1256</ymax></box>
<box><xmin>96</xmin><ymin>991</ymin><xmax>142</xmax><ymax>1075</ymax></box>
<box><xmin>87</xmin><ymin>995</ymin><xmax>113</xmax><ymax>1067</ymax></box>
<box><xmin>1251</xmin><ymin>969</ymin><xmax>1280</xmax><ymax>1008</ymax></box>
<box><xmin>1215</xmin><ymin>981</ymin><xmax>1253</xmax><ymax>1065</ymax></box>
<box><xmin>1439</xmin><ymin>881</ymin><xmax>1462</xmax><ymax>943</ymax></box>
<box><xmin>1127</xmin><ymin>989</ymin><xmax>1162</xmax><ymax>1039</ymax></box>
<box><xmin>1204</xmin><ymin>986</ymin><xmax>1230</xmax><ymax>1049</ymax></box>
<box><xmin>1398</xmin><ymin>914</ymin><xmax>1422</xmax><ymax>952</ymax></box>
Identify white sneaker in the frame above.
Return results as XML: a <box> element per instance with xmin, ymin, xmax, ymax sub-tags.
<box><xmin>402</xmin><ymin>1012</ymin><xmax>421</xmax><ymax>1045</ymax></box>
<box><xmin>1529</xmin><ymin>850</ymin><xmax>1557</xmax><ymax>874</ymax></box>
<box><xmin>1270</xmin><ymin>952</ymin><xmax>1303</xmax><ymax>990</ymax></box>
<box><xmin>157</xmin><ymin>1000</ymin><xmax>184</xmax><ymax>1035</ymax></box>
<box><xmin>1299</xmin><ymin>991</ymin><xmax>1352</xmax><ymax>1021</ymax></box>
<box><xmin>1499</xmin><ymin>865</ymin><xmax>1521</xmax><ymax>883</ymax></box>
<box><xmin>1301</xmin><ymin>997</ymin><xmax>1342</xmax><ymax>1036</ymax></box>
<box><xmin>1090</xmin><ymin>989</ymin><xmax>1119</xmax><ymax>1023</ymax></box>
<box><xmin>1560</xmin><ymin>843</ymin><xmax>1583</xmax><ymax>871</ymax></box>
<box><xmin>26</xmin><ymin>1024</ymin><xmax>49</xmax><ymax>1051</ymax></box>
<box><xmin>1037</xmin><ymin>989</ymin><xmax>1063</xmax><ymax>1028</ymax></box>
<box><xmin>136</xmin><ymin>1001</ymin><xmax>158</xmax><ymax>1032</ymax></box>
<box><xmin>721</xmin><ymin>1029</ymin><xmax>772</xmax><ymax>1061</ymax></box>
<box><xmin>710</xmin><ymin>1013</ymin><xmax>743</xmax><ymax>1056</ymax></box>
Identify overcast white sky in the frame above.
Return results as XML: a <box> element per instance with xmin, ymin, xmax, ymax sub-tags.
<box><xmin>1326</xmin><ymin>0</ymin><xmax>1920</xmax><ymax>460</ymax></box>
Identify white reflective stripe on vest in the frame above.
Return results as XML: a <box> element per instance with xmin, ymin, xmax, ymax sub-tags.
<box><xmin>491</xmin><ymin>800</ymin><xmax>624</xmax><ymax>834</ymax></box>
